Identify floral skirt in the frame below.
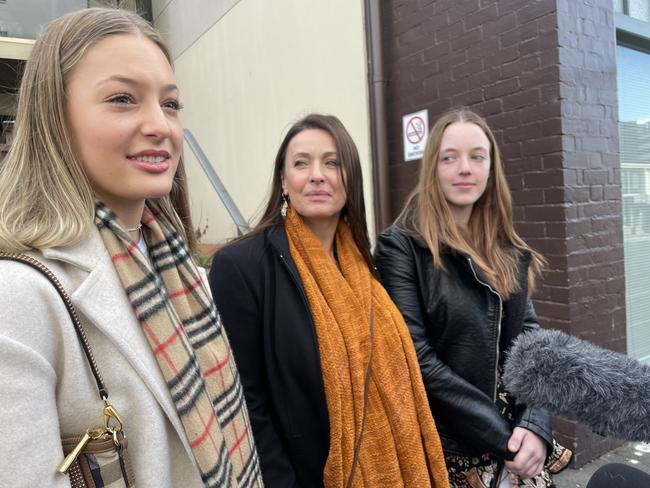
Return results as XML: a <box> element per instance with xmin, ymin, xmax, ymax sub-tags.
<box><xmin>444</xmin><ymin>371</ymin><xmax>572</xmax><ymax>488</ymax></box>
<box><xmin>445</xmin><ymin>441</ymin><xmax>572</xmax><ymax>488</ymax></box>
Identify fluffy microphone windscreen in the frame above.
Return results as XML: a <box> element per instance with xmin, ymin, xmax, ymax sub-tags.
<box><xmin>503</xmin><ymin>329</ymin><xmax>650</xmax><ymax>442</ymax></box>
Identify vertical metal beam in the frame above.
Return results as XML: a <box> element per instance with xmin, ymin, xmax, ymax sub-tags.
<box><xmin>365</xmin><ymin>0</ymin><xmax>392</xmax><ymax>234</ymax></box>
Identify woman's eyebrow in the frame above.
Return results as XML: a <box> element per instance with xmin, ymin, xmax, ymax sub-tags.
<box><xmin>96</xmin><ymin>75</ymin><xmax>179</xmax><ymax>94</ymax></box>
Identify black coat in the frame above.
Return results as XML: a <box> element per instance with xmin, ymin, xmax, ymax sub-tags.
<box><xmin>209</xmin><ymin>223</ymin><xmax>328</xmax><ymax>488</ymax></box>
<box><xmin>374</xmin><ymin>226</ymin><xmax>553</xmax><ymax>460</ymax></box>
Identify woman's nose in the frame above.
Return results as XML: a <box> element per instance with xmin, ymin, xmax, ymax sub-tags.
<box><xmin>141</xmin><ymin>103</ymin><xmax>172</xmax><ymax>139</ymax></box>
<box><xmin>309</xmin><ymin>162</ymin><xmax>325</xmax><ymax>182</ymax></box>
<box><xmin>458</xmin><ymin>156</ymin><xmax>472</xmax><ymax>174</ymax></box>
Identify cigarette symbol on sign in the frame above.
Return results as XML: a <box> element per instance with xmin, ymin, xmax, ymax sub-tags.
<box><xmin>406</xmin><ymin>116</ymin><xmax>426</xmax><ymax>144</ymax></box>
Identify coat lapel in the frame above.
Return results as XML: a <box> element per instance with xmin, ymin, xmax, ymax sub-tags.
<box><xmin>42</xmin><ymin>230</ymin><xmax>195</xmax><ymax>458</ymax></box>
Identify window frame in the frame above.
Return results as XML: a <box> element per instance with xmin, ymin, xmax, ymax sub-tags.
<box><xmin>617</xmin><ymin>12</ymin><xmax>650</xmax><ymax>51</ymax></box>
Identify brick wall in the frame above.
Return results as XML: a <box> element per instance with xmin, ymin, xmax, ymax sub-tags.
<box><xmin>381</xmin><ymin>0</ymin><xmax>625</xmax><ymax>465</ymax></box>
<box><xmin>552</xmin><ymin>0</ymin><xmax>625</xmax><ymax>463</ymax></box>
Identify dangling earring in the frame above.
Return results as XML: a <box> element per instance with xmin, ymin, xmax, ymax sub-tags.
<box><xmin>280</xmin><ymin>192</ymin><xmax>289</xmax><ymax>218</ymax></box>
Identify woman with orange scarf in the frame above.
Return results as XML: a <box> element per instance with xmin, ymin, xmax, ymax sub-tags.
<box><xmin>209</xmin><ymin>114</ymin><xmax>449</xmax><ymax>488</ymax></box>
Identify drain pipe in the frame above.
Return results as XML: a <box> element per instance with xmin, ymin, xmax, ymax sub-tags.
<box><xmin>365</xmin><ymin>0</ymin><xmax>391</xmax><ymax>234</ymax></box>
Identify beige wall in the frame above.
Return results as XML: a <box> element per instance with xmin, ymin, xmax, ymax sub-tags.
<box><xmin>153</xmin><ymin>0</ymin><xmax>241</xmax><ymax>60</ymax></box>
<box><xmin>154</xmin><ymin>0</ymin><xmax>373</xmax><ymax>244</ymax></box>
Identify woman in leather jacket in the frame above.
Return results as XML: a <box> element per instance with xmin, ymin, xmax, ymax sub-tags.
<box><xmin>374</xmin><ymin>108</ymin><xmax>571</xmax><ymax>488</ymax></box>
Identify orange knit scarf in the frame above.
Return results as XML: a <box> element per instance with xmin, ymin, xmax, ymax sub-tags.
<box><xmin>285</xmin><ymin>208</ymin><xmax>449</xmax><ymax>488</ymax></box>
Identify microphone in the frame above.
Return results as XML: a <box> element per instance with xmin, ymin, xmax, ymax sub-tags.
<box><xmin>503</xmin><ymin>328</ymin><xmax>650</xmax><ymax>442</ymax></box>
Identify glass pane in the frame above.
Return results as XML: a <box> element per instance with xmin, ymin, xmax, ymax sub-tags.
<box><xmin>617</xmin><ymin>44</ymin><xmax>650</xmax><ymax>362</ymax></box>
<box><xmin>0</xmin><ymin>0</ymin><xmax>87</xmax><ymax>40</ymax></box>
<box><xmin>614</xmin><ymin>0</ymin><xmax>624</xmax><ymax>13</ymax></box>
<box><xmin>628</xmin><ymin>0</ymin><xmax>650</xmax><ymax>22</ymax></box>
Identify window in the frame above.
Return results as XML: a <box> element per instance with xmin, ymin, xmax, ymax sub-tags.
<box><xmin>617</xmin><ymin>43</ymin><xmax>650</xmax><ymax>362</ymax></box>
<box><xmin>629</xmin><ymin>0</ymin><xmax>650</xmax><ymax>22</ymax></box>
<box><xmin>0</xmin><ymin>1</ymin><xmax>87</xmax><ymax>39</ymax></box>
<box><xmin>618</xmin><ymin>0</ymin><xmax>650</xmax><ymax>21</ymax></box>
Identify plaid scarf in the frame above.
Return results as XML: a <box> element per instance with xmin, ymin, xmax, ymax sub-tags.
<box><xmin>285</xmin><ymin>208</ymin><xmax>449</xmax><ymax>488</ymax></box>
<box><xmin>95</xmin><ymin>201</ymin><xmax>263</xmax><ymax>488</ymax></box>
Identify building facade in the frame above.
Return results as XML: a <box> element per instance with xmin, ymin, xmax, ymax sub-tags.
<box><xmin>1</xmin><ymin>0</ymin><xmax>648</xmax><ymax>466</ymax></box>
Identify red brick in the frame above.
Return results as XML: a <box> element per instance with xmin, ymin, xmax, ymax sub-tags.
<box><xmin>502</xmin><ymin>88</ymin><xmax>542</xmax><ymax>111</ymax></box>
<box><xmin>511</xmin><ymin>188</ymin><xmax>545</xmax><ymax>204</ymax></box>
<box><xmin>450</xmin><ymin>27</ymin><xmax>483</xmax><ymax>51</ymax></box>
<box><xmin>500</xmin><ymin>18</ymin><xmax>539</xmax><ymax>47</ymax></box>
<box><xmin>501</xmin><ymin>55</ymin><xmax>540</xmax><ymax>79</ymax></box>
<box><xmin>525</xmin><ymin>204</ymin><xmax>567</xmax><ymax>221</ymax></box>
<box><xmin>516</xmin><ymin>1</ymin><xmax>556</xmax><ymax>24</ymax></box>
<box><xmin>451</xmin><ymin>58</ymin><xmax>483</xmax><ymax>81</ymax></box>
<box><xmin>521</xmin><ymin>136</ymin><xmax>563</xmax><ymax>156</ymax></box>
<box><xmin>467</xmin><ymin>37</ymin><xmax>500</xmax><ymax>62</ymax></box>
<box><xmin>563</xmin><ymin>186</ymin><xmax>590</xmax><ymax>203</ymax></box>
<box><xmin>423</xmin><ymin>41</ymin><xmax>451</xmax><ymax>63</ymax></box>
<box><xmin>504</xmin><ymin>122</ymin><xmax>542</xmax><ymax>142</ymax></box>
<box><xmin>464</xmin><ymin>4</ymin><xmax>498</xmax><ymax>30</ymax></box>
<box><xmin>482</xmin><ymin>11</ymin><xmax>517</xmax><ymax>38</ymax></box>
<box><xmin>583</xmin><ymin>170</ymin><xmax>608</xmax><ymax>185</ymax></box>
<box><xmin>515</xmin><ymin>221</ymin><xmax>547</xmax><ymax>237</ymax></box>
<box><xmin>484</xmin><ymin>78</ymin><xmax>520</xmax><ymax>99</ymax></box>
<box><xmin>543</xmin><ymin>187</ymin><xmax>566</xmax><ymax>203</ymax></box>
<box><xmin>446</xmin><ymin>0</ymin><xmax>481</xmax><ymax>24</ymax></box>
<box><xmin>534</xmin><ymin>300</ymin><xmax>570</xmax><ymax>320</ymax></box>
<box><xmin>451</xmin><ymin>88</ymin><xmax>484</xmax><ymax>106</ymax></box>
<box><xmin>484</xmin><ymin>44</ymin><xmax>521</xmax><ymax>67</ymax></box>
<box><xmin>541</xmin><ymin>153</ymin><xmax>564</xmax><ymax>170</ymax></box>
<box><xmin>470</xmin><ymin>98</ymin><xmax>502</xmax><ymax>116</ymax></box>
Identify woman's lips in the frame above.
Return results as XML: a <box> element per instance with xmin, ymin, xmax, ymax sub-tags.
<box><xmin>127</xmin><ymin>150</ymin><xmax>171</xmax><ymax>173</ymax></box>
<box><xmin>304</xmin><ymin>191</ymin><xmax>331</xmax><ymax>201</ymax></box>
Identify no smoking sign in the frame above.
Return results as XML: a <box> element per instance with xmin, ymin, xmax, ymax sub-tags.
<box><xmin>402</xmin><ymin>109</ymin><xmax>428</xmax><ymax>161</ymax></box>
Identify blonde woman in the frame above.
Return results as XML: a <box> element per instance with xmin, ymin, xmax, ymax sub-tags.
<box><xmin>0</xmin><ymin>8</ymin><xmax>261</xmax><ymax>487</ymax></box>
<box><xmin>375</xmin><ymin>108</ymin><xmax>571</xmax><ymax>488</ymax></box>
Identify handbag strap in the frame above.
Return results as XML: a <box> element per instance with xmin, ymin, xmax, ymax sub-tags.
<box><xmin>0</xmin><ymin>251</ymin><xmax>108</xmax><ymax>400</ymax></box>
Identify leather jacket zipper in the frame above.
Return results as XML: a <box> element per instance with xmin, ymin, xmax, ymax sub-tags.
<box><xmin>467</xmin><ymin>257</ymin><xmax>503</xmax><ymax>401</ymax></box>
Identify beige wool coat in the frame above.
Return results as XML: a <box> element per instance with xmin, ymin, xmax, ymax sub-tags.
<box><xmin>0</xmin><ymin>229</ymin><xmax>204</xmax><ymax>487</ymax></box>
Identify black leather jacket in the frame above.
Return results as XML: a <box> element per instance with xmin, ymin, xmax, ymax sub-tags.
<box><xmin>374</xmin><ymin>226</ymin><xmax>553</xmax><ymax>460</ymax></box>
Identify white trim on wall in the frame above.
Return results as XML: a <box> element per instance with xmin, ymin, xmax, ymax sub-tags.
<box><xmin>0</xmin><ymin>37</ymin><xmax>33</xmax><ymax>60</ymax></box>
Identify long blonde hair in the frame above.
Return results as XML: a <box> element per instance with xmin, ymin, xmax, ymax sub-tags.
<box><xmin>0</xmin><ymin>8</ymin><xmax>196</xmax><ymax>253</ymax></box>
<box><xmin>396</xmin><ymin>108</ymin><xmax>545</xmax><ymax>297</ymax></box>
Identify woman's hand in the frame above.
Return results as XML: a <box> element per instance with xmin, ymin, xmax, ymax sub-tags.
<box><xmin>504</xmin><ymin>427</ymin><xmax>547</xmax><ymax>479</ymax></box>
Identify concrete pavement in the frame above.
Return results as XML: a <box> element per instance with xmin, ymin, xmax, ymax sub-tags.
<box><xmin>553</xmin><ymin>442</ymin><xmax>650</xmax><ymax>487</ymax></box>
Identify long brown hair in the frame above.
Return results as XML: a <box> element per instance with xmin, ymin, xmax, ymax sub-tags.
<box><xmin>396</xmin><ymin>108</ymin><xmax>545</xmax><ymax>297</ymax></box>
<box><xmin>252</xmin><ymin>113</ymin><xmax>373</xmax><ymax>271</ymax></box>
<box><xmin>0</xmin><ymin>7</ymin><xmax>196</xmax><ymax>254</ymax></box>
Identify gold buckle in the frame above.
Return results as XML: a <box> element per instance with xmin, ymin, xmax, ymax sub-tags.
<box><xmin>103</xmin><ymin>400</ymin><xmax>124</xmax><ymax>432</ymax></box>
